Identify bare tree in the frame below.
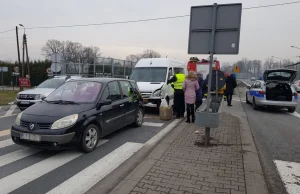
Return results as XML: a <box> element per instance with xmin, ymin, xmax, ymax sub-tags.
<box><xmin>126</xmin><ymin>49</ymin><xmax>161</xmax><ymax>63</ymax></box>
<box><xmin>41</xmin><ymin>39</ymin><xmax>65</xmax><ymax>59</ymax></box>
<box><xmin>221</xmin><ymin>62</ymin><xmax>233</xmax><ymax>73</ymax></box>
<box><xmin>41</xmin><ymin>39</ymin><xmax>101</xmax><ymax>64</ymax></box>
<box><xmin>140</xmin><ymin>49</ymin><xmax>161</xmax><ymax>58</ymax></box>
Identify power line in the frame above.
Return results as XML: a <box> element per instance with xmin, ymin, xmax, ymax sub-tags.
<box><xmin>0</xmin><ymin>29</ymin><xmax>14</xmax><ymax>34</ymax></box>
<box><xmin>0</xmin><ymin>0</ymin><xmax>300</xmax><ymax>33</ymax></box>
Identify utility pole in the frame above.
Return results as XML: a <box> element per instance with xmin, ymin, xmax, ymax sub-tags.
<box><xmin>16</xmin><ymin>26</ymin><xmax>21</xmax><ymax>66</ymax></box>
<box><xmin>22</xmin><ymin>34</ymin><xmax>25</xmax><ymax>78</ymax></box>
<box><xmin>24</xmin><ymin>34</ymin><xmax>30</xmax><ymax>78</ymax></box>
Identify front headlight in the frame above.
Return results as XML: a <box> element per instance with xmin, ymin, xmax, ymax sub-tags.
<box><xmin>51</xmin><ymin>114</ymin><xmax>78</xmax><ymax>130</ymax></box>
<box><xmin>16</xmin><ymin>93</ymin><xmax>20</xmax><ymax>99</ymax></box>
<box><xmin>35</xmin><ymin>94</ymin><xmax>45</xmax><ymax>100</ymax></box>
<box><xmin>152</xmin><ymin>89</ymin><xmax>162</xmax><ymax>97</ymax></box>
<box><xmin>15</xmin><ymin>112</ymin><xmax>23</xmax><ymax>126</ymax></box>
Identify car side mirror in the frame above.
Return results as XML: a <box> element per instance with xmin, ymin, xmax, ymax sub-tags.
<box><xmin>96</xmin><ymin>99</ymin><xmax>112</xmax><ymax>110</ymax></box>
<box><xmin>246</xmin><ymin>85</ymin><xmax>251</xmax><ymax>90</ymax></box>
<box><xmin>125</xmin><ymin>76</ymin><xmax>129</xmax><ymax>79</ymax></box>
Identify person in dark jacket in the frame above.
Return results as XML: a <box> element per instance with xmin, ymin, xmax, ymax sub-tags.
<box><xmin>225</xmin><ymin>74</ymin><xmax>237</xmax><ymax>106</ymax></box>
<box><xmin>195</xmin><ymin>74</ymin><xmax>204</xmax><ymax>111</ymax></box>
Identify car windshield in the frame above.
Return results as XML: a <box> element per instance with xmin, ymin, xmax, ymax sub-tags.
<box><xmin>130</xmin><ymin>67</ymin><xmax>167</xmax><ymax>82</ymax></box>
<box><xmin>46</xmin><ymin>81</ymin><xmax>102</xmax><ymax>103</ymax></box>
<box><xmin>37</xmin><ymin>79</ymin><xmax>66</xmax><ymax>89</ymax></box>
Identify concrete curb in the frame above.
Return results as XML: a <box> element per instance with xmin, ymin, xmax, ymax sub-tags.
<box><xmin>108</xmin><ymin>121</ymin><xmax>188</xmax><ymax>194</ymax></box>
<box><xmin>86</xmin><ymin>118</ymin><xmax>183</xmax><ymax>194</ymax></box>
<box><xmin>233</xmin><ymin>87</ymin><xmax>269</xmax><ymax>194</ymax></box>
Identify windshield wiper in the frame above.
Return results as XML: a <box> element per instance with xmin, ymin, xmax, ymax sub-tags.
<box><xmin>46</xmin><ymin>100</ymin><xmax>78</xmax><ymax>104</ymax></box>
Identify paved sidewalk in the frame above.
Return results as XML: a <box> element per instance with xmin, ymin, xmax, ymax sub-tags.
<box><xmin>111</xmin><ymin>111</ymin><xmax>265</xmax><ymax>194</ymax></box>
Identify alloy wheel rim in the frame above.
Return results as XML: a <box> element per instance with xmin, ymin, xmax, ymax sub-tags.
<box><xmin>137</xmin><ymin>110</ymin><xmax>143</xmax><ymax>125</ymax></box>
<box><xmin>85</xmin><ymin>128</ymin><xmax>97</xmax><ymax>149</ymax></box>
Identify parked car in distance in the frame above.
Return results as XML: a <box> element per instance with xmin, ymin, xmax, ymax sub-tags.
<box><xmin>16</xmin><ymin>75</ymin><xmax>81</xmax><ymax>111</ymax></box>
<box><xmin>292</xmin><ymin>80</ymin><xmax>300</xmax><ymax>93</ymax></box>
<box><xmin>250</xmin><ymin>77</ymin><xmax>256</xmax><ymax>81</ymax></box>
<box><xmin>245</xmin><ymin>69</ymin><xmax>298</xmax><ymax>112</ymax></box>
<box><xmin>11</xmin><ymin>78</ymin><xmax>144</xmax><ymax>153</ymax></box>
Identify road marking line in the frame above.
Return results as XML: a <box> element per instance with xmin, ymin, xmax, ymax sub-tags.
<box><xmin>0</xmin><ymin>139</ymin><xmax>14</xmax><ymax>149</ymax></box>
<box><xmin>0</xmin><ymin>129</ymin><xmax>10</xmax><ymax>137</ymax></box>
<box><xmin>0</xmin><ymin>139</ymin><xmax>108</xmax><ymax>194</ymax></box>
<box><xmin>4</xmin><ymin>105</ymin><xmax>17</xmax><ymax>116</ymax></box>
<box><xmin>274</xmin><ymin>160</ymin><xmax>300</xmax><ymax>194</ymax></box>
<box><xmin>289</xmin><ymin>112</ymin><xmax>300</xmax><ymax>119</ymax></box>
<box><xmin>0</xmin><ymin>147</ymin><xmax>41</xmax><ymax>168</ymax></box>
<box><xmin>145</xmin><ymin>118</ymin><xmax>181</xmax><ymax>147</ymax></box>
<box><xmin>0</xmin><ymin>113</ymin><xmax>18</xmax><ymax>119</ymax></box>
<box><xmin>46</xmin><ymin>142</ymin><xmax>143</xmax><ymax>194</ymax></box>
<box><xmin>143</xmin><ymin>122</ymin><xmax>164</xmax><ymax>127</ymax></box>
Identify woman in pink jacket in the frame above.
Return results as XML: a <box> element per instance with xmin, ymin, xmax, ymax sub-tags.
<box><xmin>183</xmin><ymin>71</ymin><xmax>199</xmax><ymax>123</ymax></box>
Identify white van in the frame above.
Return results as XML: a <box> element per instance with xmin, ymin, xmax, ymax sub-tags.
<box><xmin>129</xmin><ymin>58</ymin><xmax>187</xmax><ymax>108</ymax></box>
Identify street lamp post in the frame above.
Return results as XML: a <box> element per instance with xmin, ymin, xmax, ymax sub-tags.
<box><xmin>272</xmin><ymin>56</ymin><xmax>282</xmax><ymax>68</ymax></box>
<box><xmin>19</xmin><ymin>24</ymin><xmax>30</xmax><ymax>79</ymax></box>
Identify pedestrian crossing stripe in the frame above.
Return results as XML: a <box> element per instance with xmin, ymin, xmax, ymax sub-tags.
<box><xmin>0</xmin><ymin>129</ymin><xmax>10</xmax><ymax>137</ymax></box>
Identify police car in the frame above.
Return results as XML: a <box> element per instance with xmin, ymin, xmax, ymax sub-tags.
<box><xmin>246</xmin><ymin>69</ymin><xmax>298</xmax><ymax>112</ymax></box>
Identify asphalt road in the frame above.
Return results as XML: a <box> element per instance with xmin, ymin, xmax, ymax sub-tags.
<box><xmin>236</xmin><ymin>88</ymin><xmax>300</xmax><ymax>194</ymax></box>
<box><xmin>0</xmin><ymin>106</ymin><xmax>177</xmax><ymax>194</ymax></box>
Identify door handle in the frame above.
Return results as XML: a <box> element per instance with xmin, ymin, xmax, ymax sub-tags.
<box><xmin>120</xmin><ymin>104</ymin><xmax>124</xmax><ymax>107</ymax></box>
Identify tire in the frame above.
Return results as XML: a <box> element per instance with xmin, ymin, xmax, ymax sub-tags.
<box><xmin>133</xmin><ymin>108</ymin><xmax>144</xmax><ymax>127</ymax></box>
<box><xmin>79</xmin><ymin>124</ymin><xmax>99</xmax><ymax>153</ymax></box>
<box><xmin>252</xmin><ymin>97</ymin><xmax>259</xmax><ymax>110</ymax></box>
<box><xmin>288</xmin><ymin>107</ymin><xmax>296</xmax><ymax>113</ymax></box>
<box><xmin>246</xmin><ymin>93</ymin><xmax>250</xmax><ymax>104</ymax></box>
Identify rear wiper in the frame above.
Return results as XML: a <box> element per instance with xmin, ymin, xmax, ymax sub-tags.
<box><xmin>47</xmin><ymin>100</ymin><xmax>78</xmax><ymax>104</ymax></box>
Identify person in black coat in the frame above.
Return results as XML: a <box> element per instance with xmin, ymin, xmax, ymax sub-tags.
<box><xmin>225</xmin><ymin>74</ymin><xmax>237</xmax><ymax>106</ymax></box>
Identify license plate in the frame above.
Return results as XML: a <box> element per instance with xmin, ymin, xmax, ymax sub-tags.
<box><xmin>20</xmin><ymin>101</ymin><xmax>30</xmax><ymax>105</ymax></box>
<box><xmin>20</xmin><ymin>133</ymin><xmax>41</xmax><ymax>142</ymax></box>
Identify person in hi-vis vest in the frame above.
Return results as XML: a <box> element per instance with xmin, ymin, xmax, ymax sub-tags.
<box><xmin>167</xmin><ymin>69</ymin><xmax>186</xmax><ymax>118</ymax></box>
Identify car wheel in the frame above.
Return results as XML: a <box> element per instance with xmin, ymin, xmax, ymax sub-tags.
<box><xmin>288</xmin><ymin>107</ymin><xmax>296</xmax><ymax>113</ymax></box>
<box><xmin>246</xmin><ymin>93</ymin><xmax>250</xmax><ymax>104</ymax></box>
<box><xmin>133</xmin><ymin>108</ymin><xmax>144</xmax><ymax>127</ymax></box>
<box><xmin>252</xmin><ymin>97</ymin><xmax>259</xmax><ymax>110</ymax></box>
<box><xmin>79</xmin><ymin>124</ymin><xmax>99</xmax><ymax>153</ymax></box>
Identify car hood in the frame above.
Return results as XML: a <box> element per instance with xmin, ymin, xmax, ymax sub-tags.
<box><xmin>23</xmin><ymin>101</ymin><xmax>94</xmax><ymax>117</ymax></box>
<box><xmin>137</xmin><ymin>82</ymin><xmax>164</xmax><ymax>93</ymax></box>
<box><xmin>264</xmin><ymin>69</ymin><xmax>297</xmax><ymax>83</ymax></box>
<box><xmin>19</xmin><ymin>88</ymin><xmax>56</xmax><ymax>96</ymax></box>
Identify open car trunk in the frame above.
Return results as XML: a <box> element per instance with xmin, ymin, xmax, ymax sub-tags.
<box><xmin>266</xmin><ymin>82</ymin><xmax>292</xmax><ymax>101</ymax></box>
<box><xmin>264</xmin><ymin>69</ymin><xmax>297</xmax><ymax>102</ymax></box>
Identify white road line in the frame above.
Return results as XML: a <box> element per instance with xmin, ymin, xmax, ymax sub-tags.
<box><xmin>0</xmin><ymin>139</ymin><xmax>108</xmax><ymax>194</ymax></box>
<box><xmin>4</xmin><ymin>105</ymin><xmax>17</xmax><ymax>116</ymax></box>
<box><xmin>145</xmin><ymin>118</ymin><xmax>181</xmax><ymax>147</ymax></box>
<box><xmin>274</xmin><ymin>160</ymin><xmax>300</xmax><ymax>194</ymax></box>
<box><xmin>46</xmin><ymin>142</ymin><xmax>143</xmax><ymax>194</ymax></box>
<box><xmin>0</xmin><ymin>139</ymin><xmax>14</xmax><ymax>149</ymax></box>
<box><xmin>143</xmin><ymin>122</ymin><xmax>164</xmax><ymax>127</ymax></box>
<box><xmin>0</xmin><ymin>114</ymin><xmax>18</xmax><ymax>119</ymax></box>
<box><xmin>0</xmin><ymin>147</ymin><xmax>41</xmax><ymax>168</ymax></box>
<box><xmin>289</xmin><ymin>111</ymin><xmax>300</xmax><ymax>119</ymax></box>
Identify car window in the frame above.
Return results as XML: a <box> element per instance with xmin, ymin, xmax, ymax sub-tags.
<box><xmin>256</xmin><ymin>82</ymin><xmax>261</xmax><ymax>88</ymax></box>
<box><xmin>101</xmin><ymin>86</ymin><xmax>110</xmax><ymax>101</ymax></box>
<box><xmin>119</xmin><ymin>81</ymin><xmax>133</xmax><ymax>98</ymax></box>
<box><xmin>174</xmin><ymin>68</ymin><xmax>184</xmax><ymax>74</ymax></box>
<box><xmin>107</xmin><ymin>81</ymin><xmax>121</xmax><ymax>101</ymax></box>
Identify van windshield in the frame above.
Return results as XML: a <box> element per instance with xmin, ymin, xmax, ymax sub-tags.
<box><xmin>130</xmin><ymin>67</ymin><xmax>168</xmax><ymax>82</ymax></box>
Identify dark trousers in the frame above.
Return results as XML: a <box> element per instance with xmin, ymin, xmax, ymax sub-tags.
<box><xmin>186</xmin><ymin>103</ymin><xmax>195</xmax><ymax>122</ymax></box>
<box><xmin>226</xmin><ymin>93</ymin><xmax>233</xmax><ymax>105</ymax></box>
<box><xmin>195</xmin><ymin>100</ymin><xmax>202</xmax><ymax>111</ymax></box>
<box><xmin>174</xmin><ymin>90</ymin><xmax>185</xmax><ymax>117</ymax></box>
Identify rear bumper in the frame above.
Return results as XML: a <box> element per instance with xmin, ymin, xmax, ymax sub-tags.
<box><xmin>256</xmin><ymin>98</ymin><xmax>297</xmax><ymax>107</ymax></box>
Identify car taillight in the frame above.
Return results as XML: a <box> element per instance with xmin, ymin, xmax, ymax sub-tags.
<box><xmin>298</xmin><ymin>82</ymin><xmax>300</xmax><ymax>87</ymax></box>
<box><xmin>294</xmin><ymin>92</ymin><xmax>298</xmax><ymax>97</ymax></box>
<box><xmin>258</xmin><ymin>91</ymin><xmax>265</xmax><ymax>95</ymax></box>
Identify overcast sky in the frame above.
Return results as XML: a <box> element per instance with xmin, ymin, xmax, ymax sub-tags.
<box><xmin>0</xmin><ymin>0</ymin><xmax>300</xmax><ymax>64</ymax></box>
